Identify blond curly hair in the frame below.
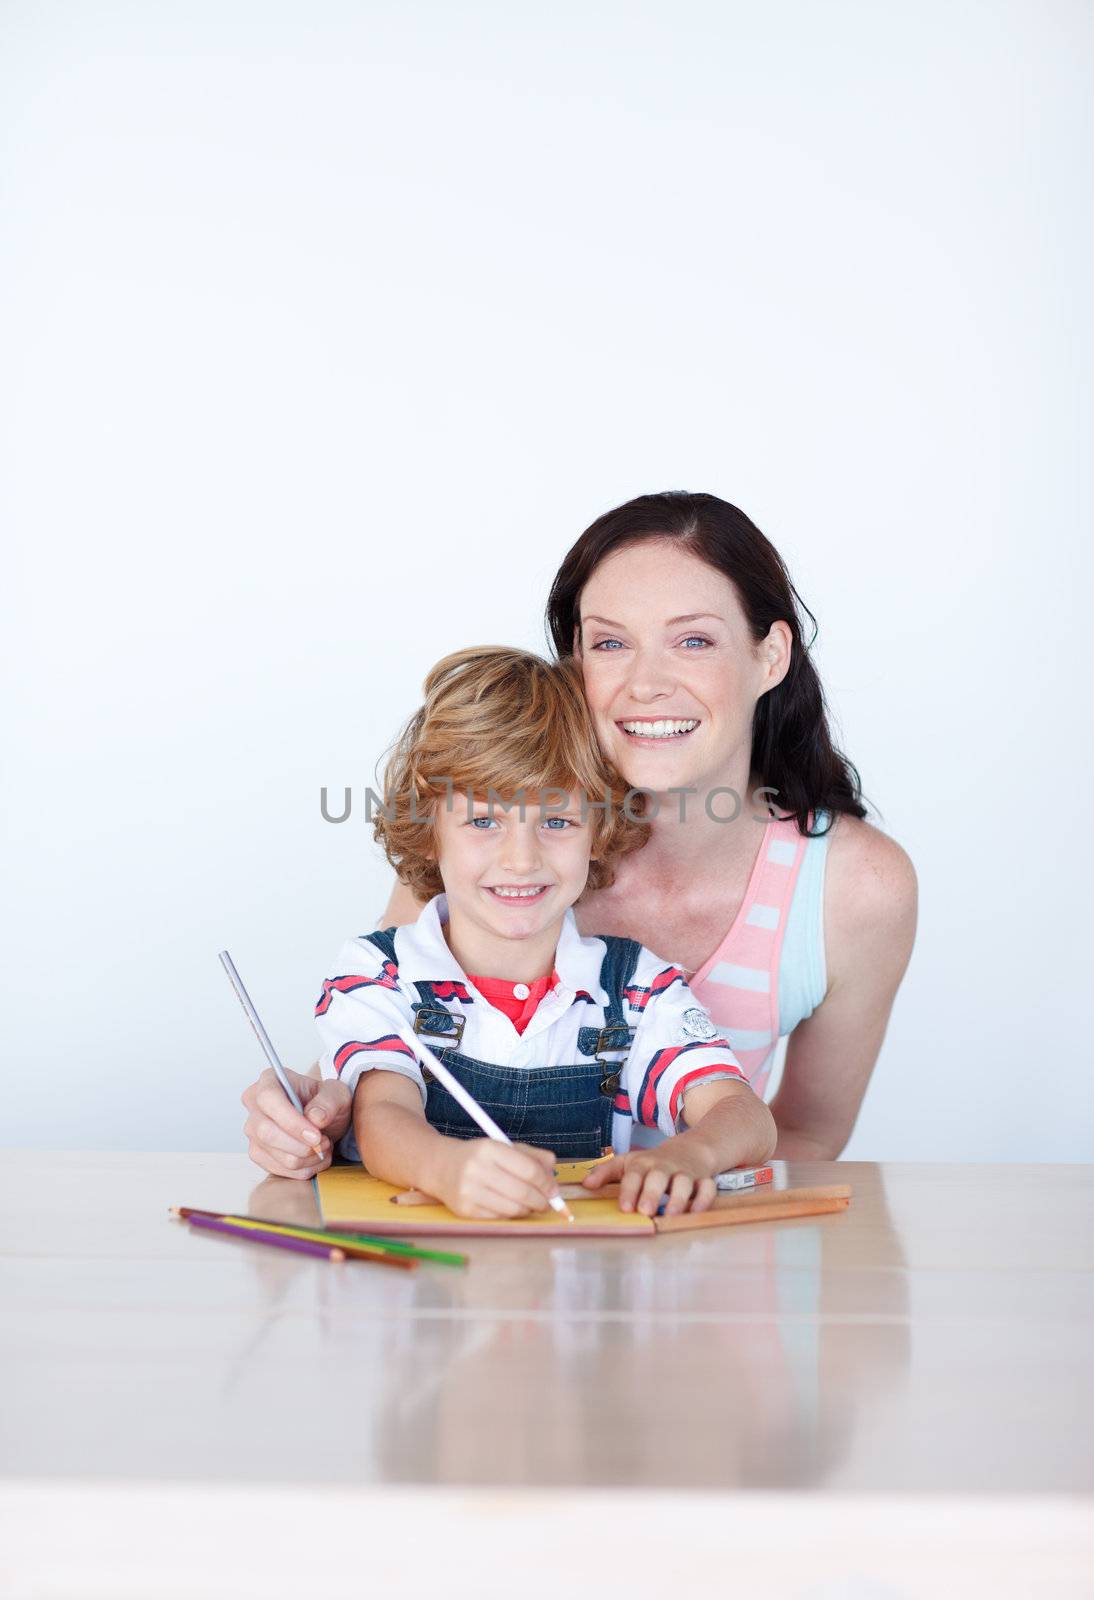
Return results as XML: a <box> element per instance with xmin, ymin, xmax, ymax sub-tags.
<box><xmin>374</xmin><ymin>646</ymin><xmax>647</xmax><ymax>901</ymax></box>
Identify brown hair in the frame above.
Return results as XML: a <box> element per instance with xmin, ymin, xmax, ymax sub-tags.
<box><xmin>545</xmin><ymin>491</ymin><xmax>867</xmax><ymax>836</ymax></box>
<box><xmin>375</xmin><ymin>646</ymin><xmax>647</xmax><ymax>900</ymax></box>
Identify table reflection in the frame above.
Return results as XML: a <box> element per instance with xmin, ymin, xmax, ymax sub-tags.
<box><xmin>237</xmin><ymin>1166</ymin><xmax>911</xmax><ymax>1490</ymax></box>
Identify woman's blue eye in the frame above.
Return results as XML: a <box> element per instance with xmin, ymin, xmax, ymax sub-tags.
<box><xmin>592</xmin><ymin>635</ymin><xmax>711</xmax><ymax>650</ymax></box>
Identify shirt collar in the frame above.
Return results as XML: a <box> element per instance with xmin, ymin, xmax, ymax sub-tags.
<box><xmin>393</xmin><ymin>893</ymin><xmax>606</xmax><ymax>1002</ymax></box>
<box><xmin>552</xmin><ymin>905</ymin><xmax>607</xmax><ymax>1003</ymax></box>
<box><xmin>391</xmin><ymin>894</ymin><xmax>469</xmax><ymax>986</ymax></box>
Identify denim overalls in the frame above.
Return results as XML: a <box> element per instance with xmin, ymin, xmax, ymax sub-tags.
<box><xmin>364</xmin><ymin>929</ymin><xmax>643</xmax><ymax>1161</ymax></box>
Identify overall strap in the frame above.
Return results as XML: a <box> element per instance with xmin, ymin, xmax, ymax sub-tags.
<box><xmin>599</xmin><ymin>936</ymin><xmax>644</xmax><ymax>1026</ymax></box>
<box><xmin>362</xmin><ymin>927</ymin><xmax>399</xmax><ymax>963</ymax></box>
<box><xmin>594</xmin><ymin>935</ymin><xmax>643</xmax><ymax>1057</ymax></box>
<box><xmin>592</xmin><ymin>937</ymin><xmax>644</xmax><ymax>1149</ymax></box>
<box><xmin>577</xmin><ymin>935</ymin><xmax>645</xmax><ymax>1059</ymax></box>
<box><xmin>361</xmin><ymin>929</ymin><xmax>464</xmax><ymax>1048</ymax></box>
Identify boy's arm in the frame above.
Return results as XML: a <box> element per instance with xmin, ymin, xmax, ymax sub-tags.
<box><xmin>584</xmin><ymin>1078</ymin><xmax>777</xmax><ymax>1217</ymax></box>
<box><xmin>584</xmin><ymin>960</ymin><xmax>775</xmax><ymax>1216</ymax></box>
<box><xmin>675</xmin><ymin>1076</ymin><xmax>779</xmax><ymax>1170</ymax></box>
<box><xmin>356</xmin><ymin>1071</ymin><xmax>560</xmax><ymax>1220</ymax></box>
<box><xmin>355</xmin><ymin>1069</ymin><xmax>451</xmax><ymax>1193</ymax></box>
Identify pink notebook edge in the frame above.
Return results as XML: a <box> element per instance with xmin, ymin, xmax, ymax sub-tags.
<box><xmin>322</xmin><ymin>1216</ymin><xmax>654</xmax><ymax>1238</ymax></box>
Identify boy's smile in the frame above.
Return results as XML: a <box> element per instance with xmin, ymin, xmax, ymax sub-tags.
<box><xmin>433</xmin><ymin>792</ymin><xmax>593</xmax><ymax>981</ymax></box>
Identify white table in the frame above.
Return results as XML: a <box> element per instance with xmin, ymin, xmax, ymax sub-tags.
<box><xmin>2</xmin><ymin>1152</ymin><xmax>1091</xmax><ymax>1597</ymax></box>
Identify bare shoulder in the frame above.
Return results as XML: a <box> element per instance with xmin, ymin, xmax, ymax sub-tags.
<box><xmin>823</xmin><ymin>814</ymin><xmax>918</xmax><ymax>968</ymax></box>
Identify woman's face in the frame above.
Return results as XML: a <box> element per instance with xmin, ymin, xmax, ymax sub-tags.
<box><xmin>576</xmin><ymin>539</ymin><xmax>786</xmax><ymax>796</ymax></box>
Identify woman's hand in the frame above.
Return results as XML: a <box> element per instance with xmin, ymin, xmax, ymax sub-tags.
<box><xmin>582</xmin><ymin>1140</ymin><xmax>718</xmax><ymax>1217</ymax></box>
<box><xmin>241</xmin><ymin>1066</ymin><xmax>352</xmax><ymax>1178</ymax></box>
<box><xmin>433</xmin><ymin>1138</ymin><xmax>561</xmax><ymax>1220</ymax></box>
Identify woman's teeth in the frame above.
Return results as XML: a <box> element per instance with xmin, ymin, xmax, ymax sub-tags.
<box><xmin>620</xmin><ymin>719</ymin><xmax>699</xmax><ymax>739</ymax></box>
<box><xmin>488</xmin><ymin>886</ymin><xmax>548</xmax><ymax>899</ymax></box>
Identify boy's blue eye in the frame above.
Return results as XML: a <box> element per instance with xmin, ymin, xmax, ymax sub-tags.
<box><xmin>469</xmin><ymin>816</ymin><xmax>497</xmax><ymax>830</ymax></box>
<box><xmin>543</xmin><ymin>816</ymin><xmax>576</xmax><ymax>830</ymax></box>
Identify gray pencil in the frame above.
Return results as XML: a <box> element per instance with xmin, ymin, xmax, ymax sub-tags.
<box><xmin>219</xmin><ymin>949</ymin><xmax>323</xmax><ymax>1155</ymax></box>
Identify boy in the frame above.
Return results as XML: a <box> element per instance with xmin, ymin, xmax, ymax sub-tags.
<box><xmin>316</xmin><ymin>647</ymin><xmax>777</xmax><ymax>1219</ymax></box>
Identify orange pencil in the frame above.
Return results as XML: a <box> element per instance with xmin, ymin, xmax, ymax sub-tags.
<box><xmin>188</xmin><ymin>1213</ymin><xmax>347</xmax><ymax>1260</ymax></box>
<box><xmin>171</xmin><ymin>1206</ymin><xmax>419</xmax><ymax>1269</ymax></box>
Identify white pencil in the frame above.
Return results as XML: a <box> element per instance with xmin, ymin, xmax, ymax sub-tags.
<box><xmin>394</xmin><ymin>1024</ymin><xmax>576</xmax><ymax>1223</ymax></box>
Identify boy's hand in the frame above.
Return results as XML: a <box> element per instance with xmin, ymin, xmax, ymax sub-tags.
<box><xmin>434</xmin><ymin>1139</ymin><xmax>560</xmax><ymax>1219</ymax></box>
<box><xmin>242</xmin><ymin>1067</ymin><xmax>352</xmax><ymax>1178</ymax></box>
<box><xmin>582</xmin><ymin>1140</ymin><xmax>718</xmax><ymax>1217</ymax></box>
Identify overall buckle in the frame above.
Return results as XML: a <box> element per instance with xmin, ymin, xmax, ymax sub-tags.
<box><xmin>413</xmin><ymin>1008</ymin><xmax>465</xmax><ymax>1080</ymax></box>
<box><xmin>594</xmin><ymin>1023</ymin><xmax>632</xmax><ymax>1097</ymax></box>
<box><xmin>593</xmin><ymin>1023</ymin><xmax>633</xmax><ymax>1058</ymax></box>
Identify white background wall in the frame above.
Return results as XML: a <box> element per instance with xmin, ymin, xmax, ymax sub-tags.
<box><xmin>2</xmin><ymin>0</ymin><xmax>1090</xmax><ymax>1160</ymax></box>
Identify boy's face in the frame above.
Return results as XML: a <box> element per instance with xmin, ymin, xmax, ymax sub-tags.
<box><xmin>432</xmin><ymin>789</ymin><xmax>594</xmax><ymax>956</ymax></box>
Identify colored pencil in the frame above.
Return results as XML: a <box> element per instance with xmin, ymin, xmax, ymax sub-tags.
<box><xmin>313</xmin><ymin>1227</ymin><xmax>467</xmax><ymax>1268</ymax></box>
<box><xmin>170</xmin><ymin>1207</ymin><xmax>466</xmax><ymax>1268</ymax></box>
<box><xmin>188</xmin><ymin>1213</ymin><xmax>346</xmax><ymax>1260</ymax></box>
<box><xmin>219</xmin><ymin>949</ymin><xmax>325</xmax><ymax>1160</ymax></box>
<box><xmin>172</xmin><ymin>1207</ymin><xmax>417</xmax><ymax>1270</ymax></box>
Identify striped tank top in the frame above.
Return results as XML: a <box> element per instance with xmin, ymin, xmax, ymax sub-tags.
<box><xmin>686</xmin><ymin>809</ymin><xmax>830</xmax><ymax>1099</ymax></box>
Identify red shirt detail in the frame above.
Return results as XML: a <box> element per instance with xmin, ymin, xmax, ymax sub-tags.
<box><xmin>467</xmin><ymin>970</ymin><xmax>559</xmax><ymax>1035</ymax></box>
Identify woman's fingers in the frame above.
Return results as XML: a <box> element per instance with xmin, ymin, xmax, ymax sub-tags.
<box><xmin>244</xmin><ymin>1070</ymin><xmax>324</xmax><ymax>1150</ymax></box>
<box><xmin>240</xmin><ymin>1069</ymin><xmax>350</xmax><ymax>1177</ymax></box>
<box><xmin>245</xmin><ymin>1140</ymin><xmax>325</xmax><ymax>1180</ymax></box>
<box><xmin>246</xmin><ymin>1112</ymin><xmax>327</xmax><ymax>1161</ymax></box>
<box><xmin>242</xmin><ymin>1104</ymin><xmax>323</xmax><ymax>1166</ymax></box>
<box><xmin>298</xmin><ymin>1077</ymin><xmax>353</xmax><ymax>1142</ymax></box>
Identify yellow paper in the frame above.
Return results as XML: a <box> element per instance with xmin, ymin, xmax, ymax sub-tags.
<box><xmin>553</xmin><ymin>1155</ymin><xmax>614</xmax><ymax>1184</ymax></box>
<box><xmin>317</xmin><ymin>1165</ymin><xmax>652</xmax><ymax>1237</ymax></box>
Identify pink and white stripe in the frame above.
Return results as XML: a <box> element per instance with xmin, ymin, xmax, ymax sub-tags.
<box><xmin>687</xmin><ymin>812</ymin><xmax>812</xmax><ymax>1097</ymax></box>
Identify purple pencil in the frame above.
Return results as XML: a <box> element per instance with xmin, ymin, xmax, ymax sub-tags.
<box><xmin>188</xmin><ymin>1213</ymin><xmax>346</xmax><ymax>1262</ymax></box>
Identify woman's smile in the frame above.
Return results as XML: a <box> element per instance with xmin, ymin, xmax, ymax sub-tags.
<box><xmin>616</xmin><ymin>717</ymin><xmax>702</xmax><ymax>747</ymax></box>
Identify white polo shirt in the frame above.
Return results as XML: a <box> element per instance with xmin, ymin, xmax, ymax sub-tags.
<box><xmin>317</xmin><ymin>894</ymin><xmax>748</xmax><ymax>1161</ymax></box>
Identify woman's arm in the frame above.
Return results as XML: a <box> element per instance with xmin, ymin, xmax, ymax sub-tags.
<box><xmin>377</xmin><ymin>878</ymin><xmax>429</xmax><ymax>928</ymax></box>
<box><xmin>769</xmin><ymin>819</ymin><xmax>918</xmax><ymax>1160</ymax></box>
<box><xmin>241</xmin><ymin>876</ymin><xmax>430</xmax><ymax>1178</ymax></box>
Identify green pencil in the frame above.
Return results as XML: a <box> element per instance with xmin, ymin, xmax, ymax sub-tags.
<box><xmin>171</xmin><ymin>1207</ymin><xmax>467</xmax><ymax>1268</ymax></box>
<box><xmin>321</xmin><ymin>1226</ymin><xmax>467</xmax><ymax>1268</ymax></box>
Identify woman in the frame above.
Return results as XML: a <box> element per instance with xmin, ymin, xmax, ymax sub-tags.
<box><xmin>242</xmin><ymin>491</ymin><xmax>917</xmax><ymax>1175</ymax></box>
